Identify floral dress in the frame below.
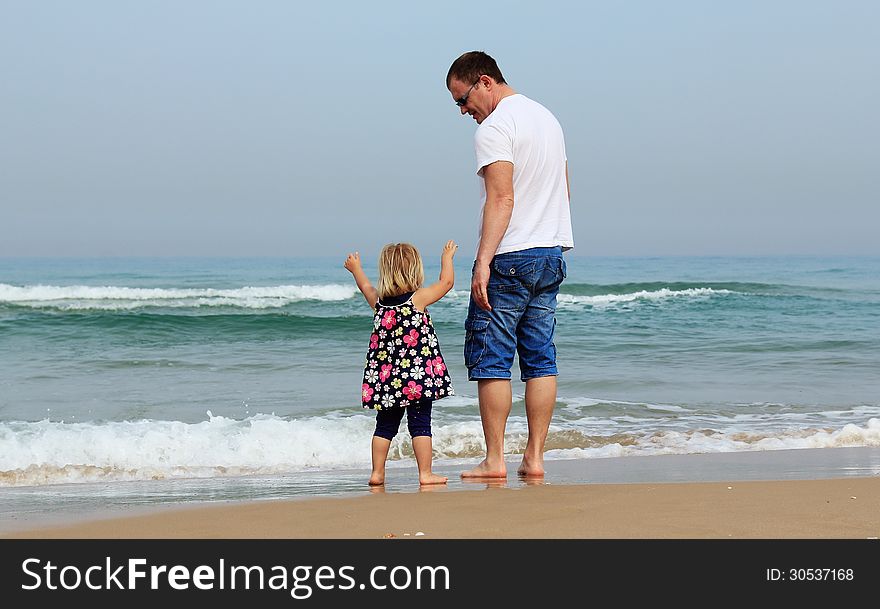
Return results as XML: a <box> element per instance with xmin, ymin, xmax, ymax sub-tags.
<box><xmin>361</xmin><ymin>292</ymin><xmax>454</xmax><ymax>410</ymax></box>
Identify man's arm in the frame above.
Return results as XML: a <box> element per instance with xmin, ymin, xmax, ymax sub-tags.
<box><xmin>566</xmin><ymin>161</ymin><xmax>570</xmax><ymax>201</ymax></box>
<box><xmin>472</xmin><ymin>160</ymin><xmax>514</xmax><ymax>311</ymax></box>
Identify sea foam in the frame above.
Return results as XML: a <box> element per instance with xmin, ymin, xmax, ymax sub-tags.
<box><xmin>2</xmin><ymin>414</ymin><xmax>878</xmax><ymax>488</ymax></box>
<box><xmin>0</xmin><ymin>283</ymin><xmax>357</xmax><ymax>310</ymax></box>
<box><xmin>557</xmin><ymin>287</ymin><xmax>732</xmax><ymax>309</ymax></box>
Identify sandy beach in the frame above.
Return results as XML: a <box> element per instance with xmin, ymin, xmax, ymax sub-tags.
<box><xmin>3</xmin><ymin>449</ymin><xmax>879</xmax><ymax>539</ymax></box>
<box><xmin>2</xmin><ymin>477</ymin><xmax>878</xmax><ymax>540</ymax></box>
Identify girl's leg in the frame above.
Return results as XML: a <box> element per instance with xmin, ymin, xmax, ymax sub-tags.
<box><xmin>412</xmin><ymin>437</ymin><xmax>447</xmax><ymax>485</ymax></box>
<box><xmin>369</xmin><ymin>435</ymin><xmax>391</xmax><ymax>486</ymax></box>
<box><xmin>371</xmin><ymin>407</ymin><xmax>405</xmax><ymax>485</ymax></box>
<box><xmin>408</xmin><ymin>401</ymin><xmax>447</xmax><ymax>485</ymax></box>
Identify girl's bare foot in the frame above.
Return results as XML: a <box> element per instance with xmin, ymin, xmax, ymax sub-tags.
<box><xmin>419</xmin><ymin>472</ymin><xmax>448</xmax><ymax>485</ymax></box>
<box><xmin>368</xmin><ymin>473</ymin><xmax>385</xmax><ymax>486</ymax></box>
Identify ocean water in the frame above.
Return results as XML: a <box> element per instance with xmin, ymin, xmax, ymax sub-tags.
<box><xmin>1</xmin><ymin>255</ymin><xmax>879</xmax><ymax>518</ymax></box>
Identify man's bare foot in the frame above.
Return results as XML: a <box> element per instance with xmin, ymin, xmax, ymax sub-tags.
<box><xmin>461</xmin><ymin>459</ymin><xmax>507</xmax><ymax>479</ymax></box>
<box><xmin>516</xmin><ymin>458</ymin><xmax>545</xmax><ymax>478</ymax></box>
<box><xmin>419</xmin><ymin>472</ymin><xmax>448</xmax><ymax>485</ymax></box>
<box><xmin>368</xmin><ymin>473</ymin><xmax>385</xmax><ymax>486</ymax></box>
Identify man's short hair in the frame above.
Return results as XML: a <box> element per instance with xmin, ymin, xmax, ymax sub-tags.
<box><xmin>446</xmin><ymin>50</ymin><xmax>507</xmax><ymax>88</ymax></box>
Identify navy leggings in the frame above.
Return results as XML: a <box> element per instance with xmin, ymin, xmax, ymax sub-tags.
<box><xmin>373</xmin><ymin>400</ymin><xmax>432</xmax><ymax>440</ymax></box>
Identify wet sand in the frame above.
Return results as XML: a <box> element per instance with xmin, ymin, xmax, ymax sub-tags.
<box><xmin>3</xmin><ymin>449</ymin><xmax>879</xmax><ymax>539</ymax></box>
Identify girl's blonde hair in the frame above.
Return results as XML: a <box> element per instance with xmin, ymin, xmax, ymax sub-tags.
<box><xmin>376</xmin><ymin>243</ymin><xmax>424</xmax><ymax>299</ymax></box>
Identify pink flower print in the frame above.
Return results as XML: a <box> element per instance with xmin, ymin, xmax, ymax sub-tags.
<box><xmin>403</xmin><ymin>329</ymin><xmax>420</xmax><ymax>347</ymax></box>
<box><xmin>361</xmin><ymin>383</ymin><xmax>374</xmax><ymax>403</ymax></box>
<box><xmin>381</xmin><ymin>310</ymin><xmax>397</xmax><ymax>330</ymax></box>
<box><xmin>427</xmin><ymin>356</ymin><xmax>446</xmax><ymax>377</ymax></box>
<box><xmin>369</xmin><ymin>333</ymin><xmax>379</xmax><ymax>349</ymax></box>
<box><xmin>379</xmin><ymin>364</ymin><xmax>393</xmax><ymax>382</ymax></box>
<box><xmin>402</xmin><ymin>381</ymin><xmax>423</xmax><ymax>401</ymax></box>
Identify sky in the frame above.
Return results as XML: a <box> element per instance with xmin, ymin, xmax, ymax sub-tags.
<box><xmin>1</xmin><ymin>1</ymin><xmax>878</xmax><ymax>258</ymax></box>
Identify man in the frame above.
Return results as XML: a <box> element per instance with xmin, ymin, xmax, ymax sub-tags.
<box><xmin>446</xmin><ymin>51</ymin><xmax>574</xmax><ymax>478</ymax></box>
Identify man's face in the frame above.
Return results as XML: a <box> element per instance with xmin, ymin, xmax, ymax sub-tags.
<box><xmin>449</xmin><ymin>77</ymin><xmax>488</xmax><ymax>124</ymax></box>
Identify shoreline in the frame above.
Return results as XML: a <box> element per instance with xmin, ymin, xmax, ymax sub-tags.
<box><xmin>3</xmin><ymin>447</ymin><xmax>879</xmax><ymax>539</ymax></box>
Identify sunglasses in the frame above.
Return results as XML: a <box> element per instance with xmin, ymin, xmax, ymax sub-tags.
<box><xmin>455</xmin><ymin>79</ymin><xmax>481</xmax><ymax>107</ymax></box>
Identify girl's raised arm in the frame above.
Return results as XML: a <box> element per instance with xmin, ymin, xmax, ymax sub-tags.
<box><xmin>413</xmin><ymin>240</ymin><xmax>457</xmax><ymax>310</ymax></box>
<box><xmin>344</xmin><ymin>252</ymin><xmax>379</xmax><ymax>309</ymax></box>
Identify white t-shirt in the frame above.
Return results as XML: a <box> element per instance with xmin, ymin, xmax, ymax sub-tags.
<box><xmin>474</xmin><ymin>93</ymin><xmax>574</xmax><ymax>256</ymax></box>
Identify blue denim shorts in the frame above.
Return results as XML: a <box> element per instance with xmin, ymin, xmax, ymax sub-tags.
<box><xmin>464</xmin><ymin>246</ymin><xmax>566</xmax><ymax>381</ymax></box>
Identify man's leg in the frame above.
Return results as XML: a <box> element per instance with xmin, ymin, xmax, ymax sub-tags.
<box><xmin>462</xmin><ymin>253</ymin><xmax>524</xmax><ymax>479</ymax></box>
<box><xmin>516</xmin><ymin>248</ymin><xmax>565</xmax><ymax>478</ymax></box>
<box><xmin>461</xmin><ymin>379</ymin><xmax>511</xmax><ymax>478</ymax></box>
<box><xmin>518</xmin><ymin>375</ymin><xmax>556</xmax><ymax>477</ymax></box>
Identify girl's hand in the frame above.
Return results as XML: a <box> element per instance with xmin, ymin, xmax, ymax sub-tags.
<box><xmin>442</xmin><ymin>240</ymin><xmax>458</xmax><ymax>260</ymax></box>
<box><xmin>344</xmin><ymin>252</ymin><xmax>362</xmax><ymax>274</ymax></box>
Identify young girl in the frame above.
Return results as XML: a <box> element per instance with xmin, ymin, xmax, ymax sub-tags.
<box><xmin>344</xmin><ymin>240</ymin><xmax>457</xmax><ymax>486</ymax></box>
